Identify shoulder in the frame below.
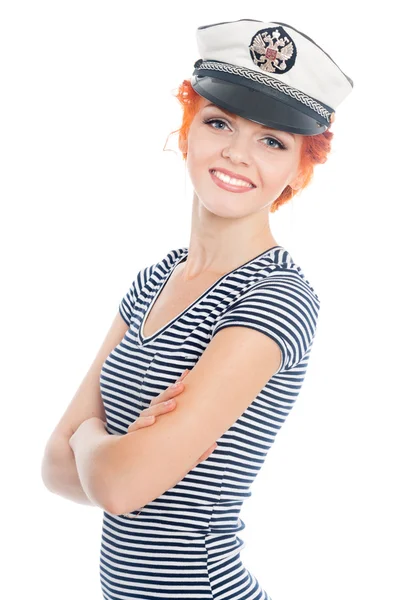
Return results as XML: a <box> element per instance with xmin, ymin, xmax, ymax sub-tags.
<box><xmin>154</xmin><ymin>245</ymin><xmax>188</xmax><ymax>273</ymax></box>
<box><xmin>224</xmin><ymin>250</ymin><xmax>321</xmax><ymax>320</ymax></box>
<box><xmin>132</xmin><ymin>245</ymin><xmax>188</xmax><ymax>287</ymax></box>
<box><xmin>119</xmin><ymin>246</ymin><xmax>187</xmax><ymax>325</ymax></box>
<box><xmin>212</xmin><ymin>253</ymin><xmax>321</xmax><ymax>373</ymax></box>
<box><xmin>258</xmin><ymin>247</ymin><xmax>321</xmax><ymax>304</ymax></box>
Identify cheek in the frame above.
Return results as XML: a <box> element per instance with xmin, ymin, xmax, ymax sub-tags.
<box><xmin>186</xmin><ymin>143</ymin><xmax>212</xmax><ymax>180</ymax></box>
<box><xmin>256</xmin><ymin>158</ymin><xmax>296</xmax><ymax>188</ymax></box>
<box><xmin>187</xmin><ymin>136</ymin><xmax>209</xmax><ymax>160</ymax></box>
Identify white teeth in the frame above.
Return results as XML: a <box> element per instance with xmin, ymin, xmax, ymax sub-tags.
<box><xmin>212</xmin><ymin>170</ymin><xmax>253</xmax><ymax>188</ymax></box>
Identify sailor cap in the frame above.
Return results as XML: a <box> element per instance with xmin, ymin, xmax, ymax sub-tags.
<box><xmin>191</xmin><ymin>19</ymin><xmax>354</xmax><ymax>135</ymax></box>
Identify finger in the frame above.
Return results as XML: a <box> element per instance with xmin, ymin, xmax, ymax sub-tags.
<box><xmin>202</xmin><ymin>444</ymin><xmax>217</xmax><ymax>461</ymax></box>
<box><xmin>149</xmin><ymin>369</ymin><xmax>191</xmax><ymax>408</ymax></box>
<box><xmin>149</xmin><ymin>378</ymin><xmax>186</xmax><ymax>407</ymax></box>
<box><xmin>127</xmin><ymin>394</ymin><xmax>179</xmax><ymax>433</ymax></box>
<box><xmin>196</xmin><ymin>451</ymin><xmax>209</xmax><ymax>464</ymax></box>
<box><xmin>141</xmin><ymin>397</ymin><xmax>177</xmax><ymax>418</ymax></box>
<box><xmin>127</xmin><ymin>415</ymin><xmax>156</xmax><ymax>433</ymax></box>
<box><xmin>180</xmin><ymin>369</ymin><xmax>190</xmax><ymax>380</ymax></box>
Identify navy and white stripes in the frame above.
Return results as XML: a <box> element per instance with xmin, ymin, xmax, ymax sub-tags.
<box><xmin>211</xmin><ymin>272</ymin><xmax>320</xmax><ymax>373</ymax></box>
<box><xmin>99</xmin><ymin>244</ymin><xmax>320</xmax><ymax>599</ymax></box>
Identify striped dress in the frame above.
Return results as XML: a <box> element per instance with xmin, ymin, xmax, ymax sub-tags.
<box><xmin>99</xmin><ymin>244</ymin><xmax>321</xmax><ymax>599</ymax></box>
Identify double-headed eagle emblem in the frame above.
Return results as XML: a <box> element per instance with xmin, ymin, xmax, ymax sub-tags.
<box><xmin>249</xmin><ymin>27</ymin><xmax>297</xmax><ymax>74</ymax></box>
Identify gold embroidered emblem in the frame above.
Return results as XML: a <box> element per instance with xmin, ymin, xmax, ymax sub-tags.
<box><xmin>249</xmin><ymin>27</ymin><xmax>296</xmax><ymax>74</ymax></box>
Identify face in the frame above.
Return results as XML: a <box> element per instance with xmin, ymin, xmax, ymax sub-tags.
<box><xmin>182</xmin><ymin>97</ymin><xmax>303</xmax><ymax>218</ymax></box>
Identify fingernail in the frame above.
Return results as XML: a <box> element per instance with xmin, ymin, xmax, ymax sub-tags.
<box><xmin>165</xmin><ymin>399</ymin><xmax>174</xmax><ymax>405</ymax></box>
<box><xmin>171</xmin><ymin>381</ymin><xmax>181</xmax><ymax>388</ymax></box>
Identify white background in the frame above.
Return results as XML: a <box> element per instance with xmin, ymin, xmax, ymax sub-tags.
<box><xmin>1</xmin><ymin>2</ymin><xmax>399</xmax><ymax>599</ymax></box>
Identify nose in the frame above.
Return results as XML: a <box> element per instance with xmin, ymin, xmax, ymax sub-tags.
<box><xmin>221</xmin><ymin>133</ymin><xmax>251</xmax><ymax>165</ymax></box>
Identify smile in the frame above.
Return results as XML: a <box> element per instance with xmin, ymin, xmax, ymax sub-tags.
<box><xmin>209</xmin><ymin>169</ymin><xmax>255</xmax><ymax>193</ymax></box>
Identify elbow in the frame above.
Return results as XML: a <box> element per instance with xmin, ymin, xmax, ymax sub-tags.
<box><xmin>93</xmin><ymin>440</ymin><xmax>140</xmax><ymax>516</ymax></box>
<box><xmin>100</xmin><ymin>431</ymin><xmax>165</xmax><ymax>516</ymax></box>
<box><xmin>105</xmin><ymin>481</ymin><xmax>142</xmax><ymax>516</ymax></box>
<box><xmin>101</xmin><ymin>496</ymin><xmax>121</xmax><ymax>516</ymax></box>
<box><xmin>104</xmin><ymin>483</ymin><xmax>125</xmax><ymax>515</ymax></box>
<box><xmin>109</xmin><ymin>496</ymin><xmax>142</xmax><ymax>517</ymax></box>
<box><xmin>97</xmin><ymin>462</ymin><xmax>127</xmax><ymax>515</ymax></box>
<box><xmin>89</xmin><ymin>453</ymin><xmax>122</xmax><ymax>514</ymax></box>
<box><xmin>100</xmin><ymin>435</ymin><xmax>146</xmax><ymax>516</ymax></box>
<box><xmin>104</xmin><ymin>500</ymin><xmax>128</xmax><ymax>517</ymax></box>
<box><xmin>102</xmin><ymin>495</ymin><xmax>135</xmax><ymax>517</ymax></box>
<box><xmin>86</xmin><ymin>475</ymin><xmax>116</xmax><ymax>514</ymax></box>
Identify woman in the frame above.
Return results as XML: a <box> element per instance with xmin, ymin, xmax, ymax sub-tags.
<box><xmin>63</xmin><ymin>19</ymin><xmax>353</xmax><ymax>600</ymax></box>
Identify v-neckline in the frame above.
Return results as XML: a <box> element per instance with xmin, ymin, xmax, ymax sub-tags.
<box><xmin>138</xmin><ymin>245</ymin><xmax>284</xmax><ymax>345</ymax></box>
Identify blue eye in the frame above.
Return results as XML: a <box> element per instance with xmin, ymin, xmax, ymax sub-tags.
<box><xmin>203</xmin><ymin>118</ymin><xmax>229</xmax><ymax>130</ymax></box>
<box><xmin>262</xmin><ymin>137</ymin><xmax>285</xmax><ymax>150</ymax></box>
<box><xmin>202</xmin><ymin>118</ymin><xmax>286</xmax><ymax>150</ymax></box>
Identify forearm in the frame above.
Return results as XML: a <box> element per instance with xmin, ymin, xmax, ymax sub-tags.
<box><xmin>69</xmin><ymin>418</ymin><xmax>120</xmax><ymax>512</ymax></box>
<box><xmin>42</xmin><ymin>444</ymin><xmax>96</xmax><ymax>506</ymax></box>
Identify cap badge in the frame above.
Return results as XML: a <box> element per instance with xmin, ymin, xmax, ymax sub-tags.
<box><xmin>249</xmin><ymin>26</ymin><xmax>297</xmax><ymax>74</ymax></box>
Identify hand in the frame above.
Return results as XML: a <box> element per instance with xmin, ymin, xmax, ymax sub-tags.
<box><xmin>126</xmin><ymin>369</ymin><xmax>218</xmax><ymax>467</ymax></box>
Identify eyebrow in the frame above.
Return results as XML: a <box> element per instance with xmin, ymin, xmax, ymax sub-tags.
<box><xmin>203</xmin><ymin>102</ymin><xmax>295</xmax><ymax>139</ymax></box>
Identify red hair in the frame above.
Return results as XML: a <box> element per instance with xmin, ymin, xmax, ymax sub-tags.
<box><xmin>168</xmin><ymin>79</ymin><xmax>334</xmax><ymax>213</ymax></box>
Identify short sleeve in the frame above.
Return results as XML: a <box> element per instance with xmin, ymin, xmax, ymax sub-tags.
<box><xmin>118</xmin><ymin>249</ymin><xmax>181</xmax><ymax>326</ymax></box>
<box><xmin>119</xmin><ymin>270</ymin><xmax>143</xmax><ymax>326</ymax></box>
<box><xmin>119</xmin><ymin>261</ymin><xmax>158</xmax><ymax>326</ymax></box>
<box><xmin>211</xmin><ymin>274</ymin><xmax>321</xmax><ymax>373</ymax></box>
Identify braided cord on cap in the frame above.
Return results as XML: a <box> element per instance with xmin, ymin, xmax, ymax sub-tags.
<box><xmin>196</xmin><ymin>60</ymin><xmax>333</xmax><ymax>123</ymax></box>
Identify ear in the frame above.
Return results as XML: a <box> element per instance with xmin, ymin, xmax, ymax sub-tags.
<box><xmin>179</xmin><ymin>134</ymin><xmax>188</xmax><ymax>154</ymax></box>
<box><xmin>289</xmin><ymin>170</ymin><xmax>306</xmax><ymax>191</ymax></box>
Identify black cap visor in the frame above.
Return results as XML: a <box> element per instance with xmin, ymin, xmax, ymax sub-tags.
<box><xmin>191</xmin><ymin>71</ymin><xmax>331</xmax><ymax>136</ymax></box>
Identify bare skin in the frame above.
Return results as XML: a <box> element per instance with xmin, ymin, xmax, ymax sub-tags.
<box><xmin>141</xmin><ymin>260</ymin><xmax>224</xmax><ymax>339</ymax></box>
<box><xmin>135</xmin><ymin>97</ymin><xmax>305</xmax><ymax>452</ymax></box>
<box><xmin>126</xmin><ymin>369</ymin><xmax>217</xmax><ymax>467</ymax></box>
<box><xmin>118</xmin><ymin>97</ymin><xmax>305</xmax><ymax>493</ymax></box>
<box><xmin>142</xmin><ymin>96</ymin><xmax>304</xmax><ymax>346</ymax></box>
<box><xmin>178</xmin><ymin>96</ymin><xmax>305</xmax><ymax>281</ymax></box>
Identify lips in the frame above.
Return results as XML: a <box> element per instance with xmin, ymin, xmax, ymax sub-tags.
<box><xmin>209</xmin><ymin>168</ymin><xmax>256</xmax><ymax>187</ymax></box>
<box><xmin>209</xmin><ymin>170</ymin><xmax>255</xmax><ymax>194</ymax></box>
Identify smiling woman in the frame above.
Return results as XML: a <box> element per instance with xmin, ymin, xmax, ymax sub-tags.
<box><xmin>170</xmin><ymin>82</ymin><xmax>335</xmax><ymax>212</ymax></box>
<box><xmin>44</xmin><ymin>16</ymin><xmax>354</xmax><ymax>600</ymax></box>
<box><xmin>96</xmin><ymin>18</ymin><xmax>352</xmax><ymax>600</ymax></box>
<box><xmin>92</xmin><ymin>16</ymin><xmax>353</xmax><ymax>595</ymax></box>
